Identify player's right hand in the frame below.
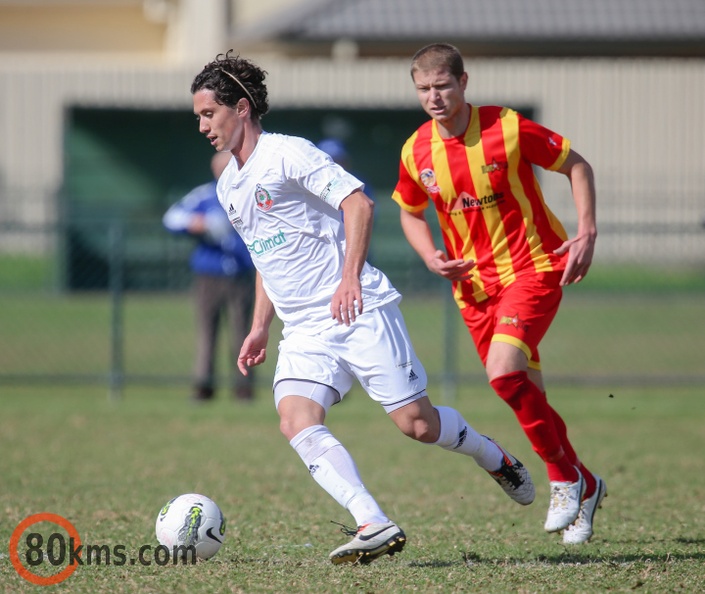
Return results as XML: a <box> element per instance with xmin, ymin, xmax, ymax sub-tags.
<box><xmin>237</xmin><ymin>330</ymin><xmax>268</xmax><ymax>375</ymax></box>
<box><xmin>426</xmin><ymin>249</ymin><xmax>475</xmax><ymax>282</ymax></box>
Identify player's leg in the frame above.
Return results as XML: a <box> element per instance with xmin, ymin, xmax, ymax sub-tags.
<box><xmin>478</xmin><ymin>272</ymin><xmax>597</xmax><ymax>532</ymax></box>
<box><xmin>542</xmin><ymin>388</ymin><xmax>606</xmax><ymax>544</ymax></box>
<box><xmin>274</xmin><ymin>338</ymin><xmax>405</xmax><ymax>564</ymax></box>
<box><xmin>387</xmin><ymin>396</ymin><xmax>535</xmax><ymax>505</ymax></box>
<box><xmin>487</xmin><ymin>343</ymin><xmax>577</xmax><ymax>479</ymax></box>
<box><xmin>489</xmin><ymin>346</ymin><xmax>606</xmax><ymax>538</ymax></box>
<box><xmin>524</xmin><ymin>367</ymin><xmax>596</xmax><ymax>491</ymax></box>
<box><xmin>538</xmin><ymin>384</ymin><xmax>597</xmax><ymax>498</ymax></box>
<box><xmin>278</xmin><ymin>390</ymin><xmax>389</xmax><ymax>519</ymax></box>
<box><xmin>344</xmin><ymin>302</ymin><xmax>534</xmax><ymax>505</ymax></box>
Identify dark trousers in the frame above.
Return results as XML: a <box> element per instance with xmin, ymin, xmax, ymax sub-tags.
<box><xmin>193</xmin><ymin>272</ymin><xmax>255</xmax><ymax>397</ymax></box>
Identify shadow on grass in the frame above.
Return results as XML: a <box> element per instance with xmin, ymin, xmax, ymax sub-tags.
<box><xmin>407</xmin><ymin>547</ymin><xmax>705</xmax><ymax>568</ymax></box>
<box><xmin>675</xmin><ymin>537</ymin><xmax>705</xmax><ymax>545</ymax></box>
<box><xmin>530</xmin><ymin>550</ymin><xmax>705</xmax><ymax>565</ymax></box>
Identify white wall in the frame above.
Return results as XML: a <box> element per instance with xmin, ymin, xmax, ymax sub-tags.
<box><xmin>0</xmin><ymin>56</ymin><xmax>703</xmax><ymax>262</ymax></box>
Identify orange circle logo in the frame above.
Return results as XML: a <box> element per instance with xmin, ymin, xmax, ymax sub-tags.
<box><xmin>9</xmin><ymin>513</ymin><xmax>82</xmax><ymax>586</ymax></box>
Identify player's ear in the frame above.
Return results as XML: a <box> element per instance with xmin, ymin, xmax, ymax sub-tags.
<box><xmin>236</xmin><ymin>98</ymin><xmax>250</xmax><ymax>116</ymax></box>
<box><xmin>459</xmin><ymin>72</ymin><xmax>468</xmax><ymax>91</ymax></box>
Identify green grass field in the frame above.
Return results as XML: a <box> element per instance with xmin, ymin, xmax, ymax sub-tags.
<box><xmin>1</xmin><ymin>290</ymin><xmax>703</xmax><ymax>386</ymax></box>
<box><xmin>1</xmin><ymin>261</ymin><xmax>704</xmax><ymax>591</ymax></box>
<box><xmin>1</xmin><ymin>383</ymin><xmax>704</xmax><ymax>593</ymax></box>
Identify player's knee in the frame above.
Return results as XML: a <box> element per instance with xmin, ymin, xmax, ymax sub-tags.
<box><xmin>401</xmin><ymin>419</ymin><xmax>437</xmax><ymax>443</ymax></box>
<box><xmin>389</xmin><ymin>396</ymin><xmax>440</xmax><ymax>443</ymax></box>
<box><xmin>490</xmin><ymin>370</ymin><xmax>529</xmax><ymax>408</ymax></box>
<box><xmin>276</xmin><ymin>394</ymin><xmax>326</xmax><ymax>441</ymax></box>
<box><xmin>278</xmin><ymin>409</ymin><xmax>314</xmax><ymax>441</ymax></box>
<box><xmin>278</xmin><ymin>416</ymin><xmax>297</xmax><ymax>441</ymax></box>
<box><xmin>393</xmin><ymin>411</ymin><xmax>439</xmax><ymax>443</ymax></box>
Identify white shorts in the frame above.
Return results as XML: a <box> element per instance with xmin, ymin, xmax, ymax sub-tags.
<box><xmin>273</xmin><ymin>301</ymin><xmax>428</xmax><ymax>413</ymax></box>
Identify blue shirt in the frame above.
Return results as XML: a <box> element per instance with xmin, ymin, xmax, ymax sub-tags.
<box><xmin>163</xmin><ymin>181</ymin><xmax>254</xmax><ymax>277</ymax></box>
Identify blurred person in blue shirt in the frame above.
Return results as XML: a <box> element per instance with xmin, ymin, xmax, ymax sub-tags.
<box><xmin>163</xmin><ymin>151</ymin><xmax>256</xmax><ymax>402</ymax></box>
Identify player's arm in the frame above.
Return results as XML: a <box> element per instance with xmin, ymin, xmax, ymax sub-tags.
<box><xmin>333</xmin><ymin>189</ymin><xmax>374</xmax><ymax>326</ymax></box>
<box><xmin>554</xmin><ymin>149</ymin><xmax>597</xmax><ymax>286</ymax></box>
<box><xmin>399</xmin><ymin>208</ymin><xmax>474</xmax><ymax>282</ymax></box>
<box><xmin>237</xmin><ymin>272</ymin><xmax>274</xmax><ymax>375</ymax></box>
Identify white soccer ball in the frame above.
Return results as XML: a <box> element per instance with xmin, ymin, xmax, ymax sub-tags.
<box><xmin>155</xmin><ymin>493</ymin><xmax>226</xmax><ymax>560</ymax></box>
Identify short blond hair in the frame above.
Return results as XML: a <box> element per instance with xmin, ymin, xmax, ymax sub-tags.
<box><xmin>410</xmin><ymin>43</ymin><xmax>465</xmax><ymax>80</ymax></box>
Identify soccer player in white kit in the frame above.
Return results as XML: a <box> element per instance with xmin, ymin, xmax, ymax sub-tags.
<box><xmin>191</xmin><ymin>51</ymin><xmax>535</xmax><ymax>565</ymax></box>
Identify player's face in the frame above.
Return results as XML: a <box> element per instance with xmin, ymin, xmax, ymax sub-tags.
<box><xmin>413</xmin><ymin>67</ymin><xmax>468</xmax><ymax>133</ymax></box>
<box><xmin>193</xmin><ymin>89</ymin><xmax>244</xmax><ymax>153</ymax></box>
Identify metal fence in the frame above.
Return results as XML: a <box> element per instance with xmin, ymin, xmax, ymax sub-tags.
<box><xmin>2</xmin><ymin>213</ymin><xmax>704</xmax><ymax>398</ymax></box>
<box><xmin>1</xmin><ymin>57</ymin><xmax>704</xmax><ymax>397</ymax></box>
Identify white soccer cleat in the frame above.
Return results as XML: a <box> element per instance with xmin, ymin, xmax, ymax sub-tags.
<box><xmin>544</xmin><ymin>468</ymin><xmax>585</xmax><ymax>533</ymax></box>
<box><xmin>329</xmin><ymin>521</ymin><xmax>406</xmax><ymax>565</ymax></box>
<box><xmin>563</xmin><ymin>475</ymin><xmax>607</xmax><ymax>544</ymax></box>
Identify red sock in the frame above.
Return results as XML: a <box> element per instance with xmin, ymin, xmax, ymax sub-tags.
<box><xmin>490</xmin><ymin>371</ymin><xmax>578</xmax><ymax>483</ymax></box>
<box><xmin>549</xmin><ymin>404</ymin><xmax>596</xmax><ymax>498</ymax></box>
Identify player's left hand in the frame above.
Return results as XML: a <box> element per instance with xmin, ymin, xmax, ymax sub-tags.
<box><xmin>554</xmin><ymin>232</ymin><xmax>596</xmax><ymax>286</ymax></box>
<box><xmin>331</xmin><ymin>277</ymin><xmax>363</xmax><ymax>326</ymax></box>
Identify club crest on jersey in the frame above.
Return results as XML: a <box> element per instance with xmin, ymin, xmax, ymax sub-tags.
<box><xmin>419</xmin><ymin>168</ymin><xmax>440</xmax><ymax>194</ymax></box>
<box><xmin>254</xmin><ymin>184</ymin><xmax>273</xmax><ymax>211</ymax></box>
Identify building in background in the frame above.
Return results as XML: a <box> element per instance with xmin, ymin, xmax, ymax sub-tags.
<box><xmin>1</xmin><ymin>0</ymin><xmax>704</xmax><ymax>265</ymax></box>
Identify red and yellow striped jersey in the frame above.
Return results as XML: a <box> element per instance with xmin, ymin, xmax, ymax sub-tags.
<box><xmin>392</xmin><ymin>104</ymin><xmax>571</xmax><ymax>307</ymax></box>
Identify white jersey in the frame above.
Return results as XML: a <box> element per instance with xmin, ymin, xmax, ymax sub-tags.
<box><xmin>216</xmin><ymin>132</ymin><xmax>400</xmax><ymax>335</ymax></box>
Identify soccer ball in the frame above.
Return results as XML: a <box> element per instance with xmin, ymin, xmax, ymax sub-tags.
<box><xmin>155</xmin><ymin>493</ymin><xmax>226</xmax><ymax>560</ymax></box>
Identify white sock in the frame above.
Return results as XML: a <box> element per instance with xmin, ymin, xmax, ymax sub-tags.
<box><xmin>433</xmin><ymin>406</ymin><xmax>503</xmax><ymax>471</ymax></box>
<box><xmin>290</xmin><ymin>425</ymin><xmax>388</xmax><ymax>526</ymax></box>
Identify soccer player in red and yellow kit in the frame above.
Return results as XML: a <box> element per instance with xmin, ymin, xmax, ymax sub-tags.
<box><xmin>393</xmin><ymin>43</ymin><xmax>606</xmax><ymax>545</ymax></box>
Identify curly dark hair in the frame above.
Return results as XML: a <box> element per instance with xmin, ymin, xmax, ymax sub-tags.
<box><xmin>190</xmin><ymin>50</ymin><xmax>269</xmax><ymax>119</ymax></box>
